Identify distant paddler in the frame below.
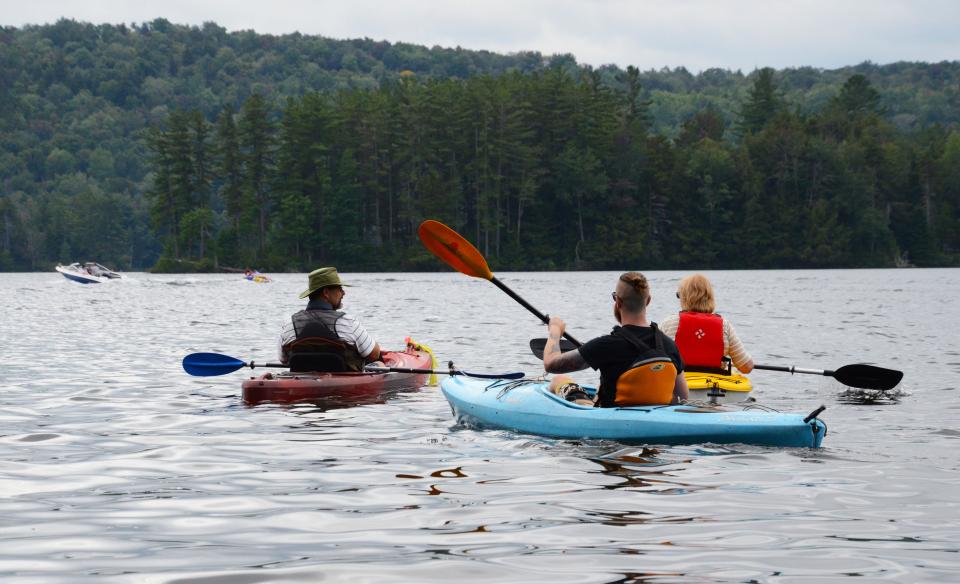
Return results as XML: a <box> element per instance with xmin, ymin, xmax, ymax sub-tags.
<box><xmin>243</xmin><ymin>269</ymin><xmax>272</xmax><ymax>283</ymax></box>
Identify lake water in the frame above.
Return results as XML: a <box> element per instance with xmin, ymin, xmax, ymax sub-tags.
<box><xmin>2</xmin><ymin>268</ymin><xmax>958</xmax><ymax>583</ymax></box>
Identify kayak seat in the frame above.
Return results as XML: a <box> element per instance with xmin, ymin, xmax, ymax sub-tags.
<box><xmin>288</xmin><ymin>352</ymin><xmax>347</xmax><ymax>373</ymax></box>
<box><xmin>284</xmin><ymin>336</ymin><xmax>366</xmax><ymax>373</ymax></box>
<box><xmin>684</xmin><ymin>357</ymin><xmax>733</xmax><ymax>376</ymax></box>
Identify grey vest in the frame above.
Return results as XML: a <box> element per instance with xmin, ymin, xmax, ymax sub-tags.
<box><xmin>287</xmin><ymin>308</ymin><xmax>365</xmax><ymax>371</ymax></box>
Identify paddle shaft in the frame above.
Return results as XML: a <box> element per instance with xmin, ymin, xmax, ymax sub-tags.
<box><xmin>249</xmin><ymin>352</ymin><xmax>412</xmax><ymax>371</ymax></box>
<box><xmin>754</xmin><ymin>364</ymin><xmax>832</xmax><ymax>376</ymax></box>
<box><xmin>366</xmin><ymin>366</ymin><xmax>452</xmax><ymax>375</ymax></box>
<box><xmin>241</xmin><ymin>361</ymin><xmax>288</xmax><ymax>369</ymax></box>
<box><xmin>417</xmin><ymin>221</ymin><xmax>583</xmax><ymax>346</ymax></box>
<box><xmin>364</xmin><ymin>366</ymin><xmax>523</xmax><ymax>379</ymax></box>
<box><xmin>490</xmin><ymin>276</ymin><xmax>582</xmax><ymax>346</ymax></box>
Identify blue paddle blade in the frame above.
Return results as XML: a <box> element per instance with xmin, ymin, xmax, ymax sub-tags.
<box><xmin>182</xmin><ymin>352</ymin><xmax>246</xmax><ymax>376</ymax></box>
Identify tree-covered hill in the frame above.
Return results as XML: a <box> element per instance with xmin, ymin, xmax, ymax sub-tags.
<box><xmin>1</xmin><ymin>19</ymin><xmax>958</xmax><ymax>271</ymax></box>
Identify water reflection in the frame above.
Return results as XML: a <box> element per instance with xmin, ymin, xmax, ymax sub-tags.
<box><xmin>248</xmin><ymin>385</ymin><xmax>430</xmax><ymax>411</ymax></box>
<box><xmin>1</xmin><ymin>270</ymin><xmax>958</xmax><ymax>582</ymax></box>
<box><xmin>836</xmin><ymin>387</ymin><xmax>904</xmax><ymax>404</ymax></box>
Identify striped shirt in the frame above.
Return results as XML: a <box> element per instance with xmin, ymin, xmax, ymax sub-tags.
<box><xmin>658</xmin><ymin>313</ymin><xmax>752</xmax><ymax>371</ymax></box>
<box><xmin>278</xmin><ymin>311</ymin><xmax>376</xmax><ymax>362</ymax></box>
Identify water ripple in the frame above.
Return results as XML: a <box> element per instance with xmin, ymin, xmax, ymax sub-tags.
<box><xmin>1</xmin><ymin>270</ymin><xmax>958</xmax><ymax>582</ymax></box>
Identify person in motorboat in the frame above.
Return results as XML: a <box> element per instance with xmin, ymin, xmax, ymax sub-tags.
<box><xmin>278</xmin><ymin>267</ymin><xmax>384</xmax><ymax>372</ymax></box>
<box><xmin>75</xmin><ymin>263</ymin><xmax>90</xmax><ymax>275</ymax></box>
<box><xmin>658</xmin><ymin>273</ymin><xmax>754</xmax><ymax>374</ymax></box>
<box><xmin>83</xmin><ymin>262</ymin><xmax>122</xmax><ymax>278</ymax></box>
<box><xmin>542</xmin><ymin>271</ymin><xmax>688</xmax><ymax>407</ymax></box>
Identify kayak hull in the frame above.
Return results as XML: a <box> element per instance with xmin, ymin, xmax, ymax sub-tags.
<box><xmin>440</xmin><ymin>377</ymin><xmax>825</xmax><ymax>448</ymax></box>
<box><xmin>242</xmin><ymin>346</ymin><xmax>433</xmax><ymax>404</ymax></box>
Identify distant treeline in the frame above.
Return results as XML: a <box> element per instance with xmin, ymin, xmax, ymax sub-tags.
<box><xmin>146</xmin><ymin>69</ymin><xmax>960</xmax><ymax>271</ymax></box>
<box><xmin>0</xmin><ymin>19</ymin><xmax>958</xmax><ymax>270</ymax></box>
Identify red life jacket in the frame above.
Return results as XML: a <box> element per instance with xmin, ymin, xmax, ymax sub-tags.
<box><xmin>675</xmin><ymin>312</ymin><xmax>724</xmax><ymax>370</ymax></box>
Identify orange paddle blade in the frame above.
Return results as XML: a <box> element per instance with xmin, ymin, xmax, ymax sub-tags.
<box><xmin>418</xmin><ymin>220</ymin><xmax>493</xmax><ymax>280</ymax></box>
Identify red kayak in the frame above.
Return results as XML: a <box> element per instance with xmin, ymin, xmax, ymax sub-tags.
<box><xmin>241</xmin><ymin>344</ymin><xmax>434</xmax><ymax>405</ymax></box>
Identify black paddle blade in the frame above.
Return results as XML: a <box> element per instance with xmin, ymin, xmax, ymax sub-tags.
<box><xmin>461</xmin><ymin>370</ymin><xmax>526</xmax><ymax>380</ymax></box>
<box><xmin>529</xmin><ymin>338</ymin><xmax>579</xmax><ymax>360</ymax></box>
<box><xmin>832</xmin><ymin>364</ymin><xmax>903</xmax><ymax>390</ymax></box>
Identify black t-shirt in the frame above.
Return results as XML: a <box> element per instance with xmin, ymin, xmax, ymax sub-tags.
<box><xmin>578</xmin><ymin>324</ymin><xmax>684</xmax><ymax>407</ymax></box>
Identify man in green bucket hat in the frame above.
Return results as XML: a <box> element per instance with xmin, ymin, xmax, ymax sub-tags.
<box><xmin>278</xmin><ymin>267</ymin><xmax>382</xmax><ymax>371</ymax></box>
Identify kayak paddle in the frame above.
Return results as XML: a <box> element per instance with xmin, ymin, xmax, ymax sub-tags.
<box><xmin>418</xmin><ymin>219</ymin><xmax>582</xmax><ymax>346</ymax></box>
<box><xmin>528</xmin><ymin>339</ymin><xmax>902</xmax><ymax>390</ymax></box>
<box><xmin>752</xmin><ymin>363</ymin><xmax>903</xmax><ymax>391</ymax></box>
<box><xmin>183</xmin><ymin>352</ymin><xmax>523</xmax><ymax>380</ymax></box>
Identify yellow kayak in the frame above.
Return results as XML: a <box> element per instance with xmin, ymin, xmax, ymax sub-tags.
<box><xmin>684</xmin><ymin>371</ymin><xmax>753</xmax><ymax>404</ymax></box>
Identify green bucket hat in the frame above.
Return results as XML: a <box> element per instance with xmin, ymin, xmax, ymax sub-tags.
<box><xmin>299</xmin><ymin>267</ymin><xmax>351</xmax><ymax>299</ymax></box>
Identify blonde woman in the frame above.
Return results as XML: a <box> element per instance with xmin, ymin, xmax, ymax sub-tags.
<box><xmin>659</xmin><ymin>274</ymin><xmax>754</xmax><ymax>374</ymax></box>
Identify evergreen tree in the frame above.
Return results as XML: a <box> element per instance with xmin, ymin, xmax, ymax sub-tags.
<box><xmin>835</xmin><ymin>74</ymin><xmax>882</xmax><ymax>116</ymax></box>
<box><xmin>146</xmin><ymin>110</ymin><xmax>195</xmax><ymax>259</ymax></box>
<box><xmin>238</xmin><ymin>93</ymin><xmax>275</xmax><ymax>258</ymax></box>
<box><xmin>738</xmin><ymin>68</ymin><xmax>785</xmax><ymax>136</ymax></box>
<box><xmin>214</xmin><ymin>105</ymin><xmax>243</xmax><ymax>232</ymax></box>
<box><xmin>935</xmin><ymin>132</ymin><xmax>960</xmax><ymax>258</ymax></box>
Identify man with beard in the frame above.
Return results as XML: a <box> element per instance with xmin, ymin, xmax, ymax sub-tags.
<box><xmin>278</xmin><ymin>267</ymin><xmax>382</xmax><ymax>371</ymax></box>
<box><xmin>543</xmin><ymin>271</ymin><xmax>687</xmax><ymax>407</ymax></box>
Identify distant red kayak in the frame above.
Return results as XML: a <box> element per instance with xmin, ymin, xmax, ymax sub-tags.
<box><xmin>241</xmin><ymin>345</ymin><xmax>434</xmax><ymax>404</ymax></box>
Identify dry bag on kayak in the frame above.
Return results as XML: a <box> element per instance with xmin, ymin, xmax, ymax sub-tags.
<box><xmin>613</xmin><ymin>324</ymin><xmax>678</xmax><ymax>406</ymax></box>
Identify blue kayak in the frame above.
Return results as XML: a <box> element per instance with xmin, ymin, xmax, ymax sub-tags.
<box><xmin>440</xmin><ymin>377</ymin><xmax>827</xmax><ymax>448</ymax></box>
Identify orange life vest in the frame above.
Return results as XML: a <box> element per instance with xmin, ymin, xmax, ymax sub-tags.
<box><xmin>613</xmin><ymin>325</ymin><xmax>678</xmax><ymax>406</ymax></box>
<box><xmin>675</xmin><ymin>311</ymin><xmax>724</xmax><ymax>371</ymax></box>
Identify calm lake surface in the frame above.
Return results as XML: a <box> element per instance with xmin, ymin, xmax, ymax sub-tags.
<box><xmin>2</xmin><ymin>268</ymin><xmax>958</xmax><ymax>583</ymax></box>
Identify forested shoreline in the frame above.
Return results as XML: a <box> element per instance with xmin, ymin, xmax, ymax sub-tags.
<box><xmin>1</xmin><ymin>19</ymin><xmax>958</xmax><ymax>271</ymax></box>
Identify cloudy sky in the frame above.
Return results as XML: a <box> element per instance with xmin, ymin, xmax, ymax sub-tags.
<box><xmin>6</xmin><ymin>0</ymin><xmax>959</xmax><ymax>72</ymax></box>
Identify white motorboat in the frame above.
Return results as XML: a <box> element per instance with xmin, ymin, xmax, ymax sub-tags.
<box><xmin>55</xmin><ymin>262</ymin><xmax>124</xmax><ymax>284</ymax></box>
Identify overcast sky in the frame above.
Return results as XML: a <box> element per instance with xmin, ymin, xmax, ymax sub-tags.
<box><xmin>6</xmin><ymin>0</ymin><xmax>959</xmax><ymax>72</ymax></box>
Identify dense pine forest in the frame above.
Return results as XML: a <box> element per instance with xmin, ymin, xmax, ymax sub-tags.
<box><xmin>1</xmin><ymin>19</ymin><xmax>959</xmax><ymax>271</ymax></box>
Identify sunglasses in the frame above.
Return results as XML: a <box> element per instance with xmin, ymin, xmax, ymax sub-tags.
<box><xmin>611</xmin><ymin>291</ymin><xmax>618</xmax><ymax>302</ymax></box>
